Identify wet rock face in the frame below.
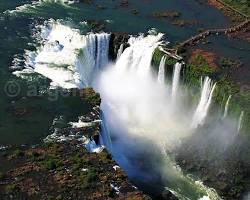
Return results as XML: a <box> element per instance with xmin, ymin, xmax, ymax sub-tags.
<box><xmin>174</xmin><ymin>133</ymin><xmax>250</xmax><ymax>200</ymax></box>
<box><xmin>109</xmin><ymin>33</ymin><xmax>130</xmax><ymax>61</ymax></box>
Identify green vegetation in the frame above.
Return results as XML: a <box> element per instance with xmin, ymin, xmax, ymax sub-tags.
<box><xmin>152</xmin><ymin>49</ymin><xmax>250</xmax><ymax>134</ymax></box>
<box><xmin>218</xmin><ymin>57</ymin><xmax>238</xmax><ymax>69</ymax></box>
<box><xmin>84</xmin><ymin>91</ymin><xmax>101</xmax><ymax>105</ymax></box>
<box><xmin>81</xmin><ymin>88</ymin><xmax>101</xmax><ymax>106</ymax></box>
<box><xmin>151</xmin><ymin>47</ymin><xmax>177</xmax><ymax>78</ymax></box>
<box><xmin>185</xmin><ymin>53</ymin><xmax>250</xmax><ymax>134</ymax></box>
<box><xmin>185</xmin><ymin>54</ymin><xmax>215</xmax><ymax>88</ymax></box>
<box><xmin>211</xmin><ymin>73</ymin><xmax>250</xmax><ymax>133</ymax></box>
<box><xmin>99</xmin><ymin>150</ymin><xmax>113</xmax><ymax>164</ymax></box>
<box><xmin>41</xmin><ymin>156</ymin><xmax>62</xmax><ymax>170</ymax></box>
<box><xmin>70</xmin><ymin>152</ymin><xmax>90</xmax><ymax>173</ymax></box>
<box><xmin>221</xmin><ymin>0</ymin><xmax>250</xmax><ymax>17</ymax></box>
<box><xmin>79</xmin><ymin>169</ymin><xmax>98</xmax><ymax>189</ymax></box>
<box><xmin>152</xmin><ymin>48</ymin><xmax>176</xmax><ymax>67</ymax></box>
<box><xmin>29</xmin><ymin>151</ymin><xmax>62</xmax><ymax>170</ymax></box>
<box><xmin>5</xmin><ymin>184</ymin><xmax>17</xmax><ymax>193</ymax></box>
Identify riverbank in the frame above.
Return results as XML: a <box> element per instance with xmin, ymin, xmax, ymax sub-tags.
<box><xmin>0</xmin><ymin>142</ymin><xmax>151</xmax><ymax>200</ymax></box>
<box><xmin>207</xmin><ymin>0</ymin><xmax>249</xmax><ymax>22</ymax></box>
<box><xmin>175</xmin><ymin>48</ymin><xmax>250</xmax><ymax>200</ymax></box>
<box><xmin>174</xmin><ymin>131</ymin><xmax>250</xmax><ymax>200</ymax></box>
<box><xmin>151</xmin><ymin>40</ymin><xmax>250</xmax><ymax>199</ymax></box>
<box><xmin>0</xmin><ymin>88</ymin><xmax>152</xmax><ymax>200</ymax></box>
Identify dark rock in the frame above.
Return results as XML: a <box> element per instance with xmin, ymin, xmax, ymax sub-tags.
<box><xmin>120</xmin><ymin>0</ymin><xmax>129</xmax><ymax>7</ymax></box>
<box><xmin>92</xmin><ymin>133</ymin><xmax>99</xmax><ymax>145</ymax></box>
<box><xmin>109</xmin><ymin>33</ymin><xmax>130</xmax><ymax>61</ymax></box>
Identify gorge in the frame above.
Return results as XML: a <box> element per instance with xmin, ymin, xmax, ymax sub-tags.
<box><xmin>0</xmin><ymin>1</ymin><xmax>250</xmax><ymax>200</ymax></box>
<box><xmin>11</xmin><ymin>20</ymin><xmax>247</xmax><ymax>199</ymax></box>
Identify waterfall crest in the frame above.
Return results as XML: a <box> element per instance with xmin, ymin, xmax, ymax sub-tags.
<box><xmin>13</xmin><ymin>25</ymin><xmax>223</xmax><ymax>199</ymax></box>
<box><xmin>96</xmin><ymin>34</ymin><xmax>221</xmax><ymax>200</ymax></box>
<box><xmin>192</xmin><ymin>77</ymin><xmax>217</xmax><ymax>129</ymax></box>
<box><xmin>171</xmin><ymin>62</ymin><xmax>182</xmax><ymax>100</ymax></box>
<box><xmin>115</xmin><ymin>34</ymin><xmax>163</xmax><ymax>77</ymax></box>
<box><xmin>14</xmin><ymin>22</ymin><xmax>110</xmax><ymax>88</ymax></box>
<box><xmin>158</xmin><ymin>56</ymin><xmax>166</xmax><ymax>85</ymax></box>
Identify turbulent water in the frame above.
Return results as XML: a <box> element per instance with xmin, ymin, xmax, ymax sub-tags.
<box><xmin>2</xmin><ymin>0</ymin><xmax>249</xmax><ymax>199</ymax></box>
<box><xmin>12</xmin><ymin>21</ymin><xmax>224</xmax><ymax>200</ymax></box>
<box><xmin>14</xmin><ymin>21</ymin><xmax>110</xmax><ymax>88</ymax></box>
<box><xmin>10</xmin><ymin>16</ymin><xmax>244</xmax><ymax>199</ymax></box>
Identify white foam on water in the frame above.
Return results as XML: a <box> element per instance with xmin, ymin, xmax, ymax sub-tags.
<box><xmin>96</xmin><ymin>33</ymin><xmax>221</xmax><ymax>199</ymax></box>
<box><xmin>3</xmin><ymin>0</ymin><xmax>78</xmax><ymax>15</ymax></box>
<box><xmin>14</xmin><ymin>21</ymin><xmax>110</xmax><ymax>88</ymax></box>
<box><xmin>69</xmin><ymin>119</ymin><xmax>101</xmax><ymax>128</ymax></box>
<box><xmin>13</xmin><ymin>23</ymin><xmax>225</xmax><ymax>199</ymax></box>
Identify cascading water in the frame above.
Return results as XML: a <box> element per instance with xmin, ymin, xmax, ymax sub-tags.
<box><xmin>117</xmin><ymin>43</ymin><xmax>124</xmax><ymax>59</ymax></box>
<box><xmin>192</xmin><ymin>77</ymin><xmax>217</xmax><ymax>129</ymax></box>
<box><xmin>14</xmin><ymin>22</ymin><xmax>110</xmax><ymax>88</ymax></box>
<box><xmin>172</xmin><ymin>62</ymin><xmax>182</xmax><ymax>100</ymax></box>
<box><xmin>95</xmin><ymin>33</ymin><xmax>110</xmax><ymax>70</ymax></box>
<box><xmin>115</xmin><ymin>34</ymin><xmax>163</xmax><ymax>77</ymax></box>
<box><xmin>100</xmin><ymin>110</ymin><xmax>113</xmax><ymax>152</ymax></box>
<box><xmin>223</xmin><ymin>95</ymin><xmax>231</xmax><ymax>119</ymax></box>
<box><xmin>13</xmin><ymin>22</ymin><xmax>224</xmax><ymax>200</ymax></box>
<box><xmin>96</xmin><ymin>34</ymin><xmax>221</xmax><ymax>200</ymax></box>
<box><xmin>237</xmin><ymin>111</ymin><xmax>244</xmax><ymax>134</ymax></box>
<box><xmin>158</xmin><ymin>56</ymin><xmax>166</xmax><ymax>85</ymax></box>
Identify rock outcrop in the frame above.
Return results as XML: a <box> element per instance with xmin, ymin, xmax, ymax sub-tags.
<box><xmin>109</xmin><ymin>33</ymin><xmax>130</xmax><ymax>61</ymax></box>
<box><xmin>0</xmin><ymin>88</ymin><xmax>151</xmax><ymax>200</ymax></box>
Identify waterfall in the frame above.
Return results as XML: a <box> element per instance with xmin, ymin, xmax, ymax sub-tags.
<box><xmin>117</xmin><ymin>43</ymin><xmax>124</xmax><ymax>59</ymax></box>
<box><xmin>15</xmin><ymin>22</ymin><xmax>110</xmax><ymax>88</ymax></box>
<box><xmin>96</xmin><ymin>33</ymin><xmax>110</xmax><ymax>70</ymax></box>
<box><xmin>158</xmin><ymin>56</ymin><xmax>166</xmax><ymax>85</ymax></box>
<box><xmin>237</xmin><ymin>111</ymin><xmax>244</xmax><ymax>134</ymax></box>
<box><xmin>171</xmin><ymin>62</ymin><xmax>182</xmax><ymax>100</ymax></box>
<box><xmin>76</xmin><ymin>33</ymin><xmax>110</xmax><ymax>87</ymax></box>
<box><xmin>100</xmin><ymin>110</ymin><xmax>113</xmax><ymax>152</ymax></box>
<box><xmin>192</xmin><ymin>77</ymin><xmax>217</xmax><ymax>129</ymax></box>
<box><xmin>13</xmin><ymin>24</ymin><xmax>223</xmax><ymax>199</ymax></box>
<box><xmin>223</xmin><ymin>95</ymin><xmax>231</xmax><ymax>119</ymax></box>
<box><xmin>115</xmin><ymin>33</ymin><xmax>163</xmax><ymax>77</ymax></box>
